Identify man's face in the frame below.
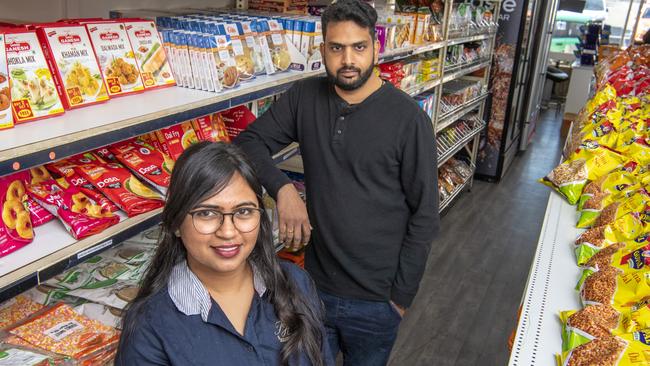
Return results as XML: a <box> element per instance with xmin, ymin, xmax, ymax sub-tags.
<box><xmin>321</xmin><ymin>20</ymin><xmax>379</xmax><ymax>91</ymax></box>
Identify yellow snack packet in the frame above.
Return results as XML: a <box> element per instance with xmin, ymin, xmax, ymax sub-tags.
<box><xmin>560</xmin><ymin>304</ymin><xmax>620</xmax><ymax>352</ymax></box>
<box><xmin>580</xmin><ymin>266</ymin><xmax>650</xmax><ymax>310</ymax></box>
<box><xmin>541</xmin><ymin>140</ymin><xmax>629</xmax><ymax>205</ymax></box>
<box><xmin>558</xmin><ymin>331</ymin><xmax>650</xmax><ymax>366</ymax></box>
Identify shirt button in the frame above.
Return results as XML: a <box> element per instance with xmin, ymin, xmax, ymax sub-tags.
<box><xmin>337</xmin><ymin>130</ymin><xmax>342</xmax><ymax>134</ymax></box>
<box><xmin>338</xmin><ymin>116</ymin><xmax>345</xmax><ymax>121</ymax></box>
<box><xmin>246</xmin><ymin>345</ymin><xmax>254</xmax><ymax>352</ymax></box>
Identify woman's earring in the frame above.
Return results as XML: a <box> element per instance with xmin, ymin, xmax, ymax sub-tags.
<box><xmin>174</xmin><ymin>230</ymin><xmax>181</xmax><ymax>237</ymax></box>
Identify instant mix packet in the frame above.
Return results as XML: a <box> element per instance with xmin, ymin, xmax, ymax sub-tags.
<box><xmin>107</xmin><ymin>139</ymin><xmax>173</xmax><ymax>195</ymax></box>
<box><xmin>0</xmin><ymin>171</ymin><xmax>34</xmax><ymax>257</ymax></box>
<box><xmin>36</xmin><ymin>23</ymin><xmax>109</xmax><ymax>109</ymax></box>
<box><xmin>557</xmin><ymin>331</ymin><xmax>650</xmax><ymax>366</ymax></box>
<box><xmin>85</xmin><ymin>21</ymin><xmax>145</xmax><ymax>97</ymax></box>
<box><xmin>0</xmin><ymin>33</ymin><xmax>13</xmax><ymax>130</ymax></box>
<box><xmin>124</xmin><ymin>20</ymin><xmax>175</xmax><ymax>89</ymax></box>
<box><xmin>5</xmin><ymin>30</ymin><xmax>65</xmax><ymax>123</ymax></box>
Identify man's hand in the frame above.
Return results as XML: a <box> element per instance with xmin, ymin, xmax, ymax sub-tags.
<box><xmin>390</xmin><ymin>301</ymin><xmax>406</xmax><ymax>318</ymax></box>
<box><xmin>276</xmin><ymin>183</ymin><xmax>312</xmax><ymax>251</ymax></box>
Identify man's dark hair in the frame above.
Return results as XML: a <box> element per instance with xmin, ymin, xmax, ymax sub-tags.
<box><xmin>321</xmin><ymin>0</ymin><xmax>378</xmax><ymax>40</ymax></box>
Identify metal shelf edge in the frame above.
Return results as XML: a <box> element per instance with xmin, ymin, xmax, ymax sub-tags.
<box><xmin>436</xmin><ymin>93</ymin><xmax>489</xmax><ymax>132</ymax></box>
<box><xmin>442</xmin><ymin>60</ymin><xmax>491</xmax><ymax>83</ymax></box>
<box><xmin>437</xmin><ymin>123</ymin><xmax>485</xmax><ymax>167</ymax></box>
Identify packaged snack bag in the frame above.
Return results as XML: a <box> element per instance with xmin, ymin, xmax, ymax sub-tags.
<box><xmin>560</xmin><ymin>304</ymin><xmax>620</xmax><ymax>352</ymax></box>
<box><xmin>191</xmin><ymin>115</ymin><xmax>216</xmax><ymax>142</ymax></box>
<box><xmin>108</xmin><ymin>139</ymin><xmax>173</xmax><ymax>195</ymax></box>
<box><xmin>46</xmin><ymin>157</ymin><xmax>119</xmax><ymax>213</ymax></box>
<box><xmin>85</xmin><ymin>21</ymin><xmax>145</xmax><ymax>97</ymax></box>
<box><xmin>558</xmin><ymin>331</ymin><xmax>650</xmax><ymax>366</ymax></box>
<box><xmin>124</xmin><ymin>20</ymin><xmax>175</xmax><ymax>89</ymax></box>
<box><xmin>211</xmin><ymin>112</ymin><xmax>231</xmax><ymax>142</ymax></box>
<box><xmin>155</xmin><ymin>122</ymin><xmax>198</xmax><ymax>161</ymax></box>
<box><xmin>26</xmin><ymin>178</ymin><xmax>119</xmax><ymax>240</ymax></box>
<box><xmin>24</xmin><ymin>198</ymin><xmax>55</xmax><ymax>227</ymax></box>
<box><xmin>589</xmin><ymin>189</ymin><xmax>650</xmax><ymax>229</ymax></box>
<box><xmin>8</xmin><ymin>303</ymin><xmax>120</xmax><ymax>360</ymax></box>
<box><xmin>0</xmin><ymin>295</ymin><xmax>44</xmax><ymax>329</ymax></box>
<box><xmin>579</xmin><ymin>265</ymin><xmax>650</xmax><ymax>309</ymax></box>
<box><xmin>541</xmin><ymin>140</ymin><xmax>629</xmax><ymax>205</ymax></box>
<box><xmin>36</xmin><ymin>23</ymin><xmax>109</xmax><ymax>109</ymax></box>
<box><xmin>0</xmin><ymin>172</ymin><xmax>34</xmax><ymax>257</ymax></box>
<box><xmin>73</xmin><ymin>155</ymin><xmax>164</xmax><ymax>217</ymax></box>
<box><xmin>0</xmin><ymin>340</ymin><xmax>72</xmax><ymax>366</ymax></box>
<box><xmin>0</xmin><ymin>33</ymin><xmax>13</xmax><ymax>130</ymax></box>
<box><xmin>5</xmin><ymin>30</ymin><xmax>65</xmax><ymax>123</ymax></box>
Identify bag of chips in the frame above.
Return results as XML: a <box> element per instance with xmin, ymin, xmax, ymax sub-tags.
<box><xmin>579</xmin><ymin>265</ymin><xmax>650</xmax><ymax>309</ymax></box>
<box><xmin>0</xmin><ymin>172</ymin><xmax>34</xmax><ymax>257</ymax></box>
<box><xmin>73</xmin><ymin>155</ymin><xmax>163</xmax><ymax>217</ymax></box>
<box><xmin>558</xmin><ymin>331</ymin><xmax>650</xmax><ymax>366</ymax></box>
<box><xmin>26</xmin><ymin>179</ymin><xmax>120</xmax><ymax>240</ymax></box>
<box><xmin>108</xmin><ymin>139</ymin><xmax>173</xmax><ymax>195</ymax></box>
<box><xmin>46</xmin><ymin>158</ymin><xmax>119</xmax><ymax>214</ymax></box>
<box><xmin>541</xmin><ymin>140</ymin><xmax>629</xmax><ymax>205</ymax></box>
<box><xmin>575</xmin><ymin>215</ymin><xmax>650</xmax><ymax>266</ymax></box>
<box><xmin>0</xmin><ymin>296</ymin><xmax>44</xmax><ymax>329</ymax></box>
<box><xmin>560</xmin><ymin>304</ymin><xmax>620</xmax><ymax>352</ymax></box>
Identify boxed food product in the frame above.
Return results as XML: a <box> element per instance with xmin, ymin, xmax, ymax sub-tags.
<box><xmin>264</xmin><ymin>20</ymin><xmax>291</xmax><ymax>72</ymax></box>
<box><xmin>36</xmin><ymin>23</ymin><xmax>109</xmax><ymax>109</ymax></box>
<box><xmin>5</xmin><ymin>30</ymin><xmax>65</xmax><ymax>123</ymax></box>
<box><xmin>223</xmin><ymin>22</ymin><xmax>255</xmax><ymax>81</ymax></box>
<box><xmin>0</xmin><ymin>171</ymin><xmax>34</xmax><ymax>257</ymax></box>
<box><xmin>237</xmin><ymin>20</ymin><xmax>267</xmax><ymax>75</ymax></box>
<box><xmin>0</xmin><ymin>33</ymin><xmax>13</xmax><ymax>130</ymax></box>
<box><xmin>85</xmin><ymin>21</ymin><xmax>145</xmax><ymax>97</ymax></box>
<box><xmin>124</xmin><ymin>20</ymin><xmax>175</xmax><ymax>89</ymax></box>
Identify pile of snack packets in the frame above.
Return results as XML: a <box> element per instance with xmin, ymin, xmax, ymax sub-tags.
<box><xmin>0</xmin><ymin>225</ymin><xmax>160</xmax><ymax>365</ymax></box>
<box><xmin>0</xmin><ymin>112</ymin><xmax>230</xmax><ymax>259</ymax></box>
<box><xmin>540</xmin><ymin>44</ymin><xmax>650</xmax><ymax>365</ymax></box>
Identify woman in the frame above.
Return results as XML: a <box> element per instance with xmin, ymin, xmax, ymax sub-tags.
<box><xmin>116</xmin><ymin>142</ymin><xmax>331</xmax><ymax>366</ymax></box>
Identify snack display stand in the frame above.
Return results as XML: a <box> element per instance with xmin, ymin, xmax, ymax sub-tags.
<box><xmin>0</xmin><ymin>0</ymin><xmax>501</xmax><ymax>308</ymax></box>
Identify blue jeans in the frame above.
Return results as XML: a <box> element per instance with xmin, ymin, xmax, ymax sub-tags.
<box><xmin>317</xmin><ymin>290</ymin><xmax>402</xmax><ymax>366</ymax></box>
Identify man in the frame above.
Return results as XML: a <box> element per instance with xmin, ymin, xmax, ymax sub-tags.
<box><xmin>235</xmin><ymin>0</ymin><xmax>439</xmax><ymax>364</ymax></box>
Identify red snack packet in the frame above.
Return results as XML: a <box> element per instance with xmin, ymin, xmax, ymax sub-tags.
<box><xmin>220</xmin><ymin>105</ymin><xmax>256</xmax><ymax>140</ymax></box>
<box><xmin>108</xmin><ymin>139</ymin><xmax>173</xmax><ymax>194</ymax></box>
<box><xmin>211</xmin><ymin>113</ymin><xmax>231</xmax><ymax>143</ymax></box>
<box><xmin>155</xmin><ymin>122</ymin><xmax>198</xmax><ymax>160</ymax></box>
<box><xmin>0</xmin><ymin>171</ymin><xmax>34</xmax><ymax>257</ymax></box>
<box><xmin>46</xmin><ymin>158</ymin><xmax>119</xmax><ymax>214</ymax></box>
<box><xmin>73</xmin><ymin>156</ymin><xmax>164</xmax><ymax>217</ymax></box>
<box><xmin>26</xmin><ymin>178</ymin><xmax>119</xmax><ymax>240</ymax></box>
<box><xmin>25</xmin><ymin>197</ymin><xmax>55</xmax><ymax>227</ymax></box>
<box><xmin>191</xmin><ymin>116</ymin><xmax>215</xmax><ymax>142</ymax></box>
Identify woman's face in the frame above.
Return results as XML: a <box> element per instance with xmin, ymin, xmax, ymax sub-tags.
<box><xmin>180</xmin><ymin>172</ymin><xmax>260</xmax><ymax>277</ymax></box>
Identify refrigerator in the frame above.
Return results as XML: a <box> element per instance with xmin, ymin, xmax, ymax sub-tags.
<box><xmin>476</xmin><ymin>0</ymin><xmax>558</xmax><ymax>181</ymax></box>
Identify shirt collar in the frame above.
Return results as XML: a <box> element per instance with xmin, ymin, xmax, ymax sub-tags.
<box><xmin>168</xmin><ymin>260</ymin><xmax>267</xmax><ymax>322</ymax></box>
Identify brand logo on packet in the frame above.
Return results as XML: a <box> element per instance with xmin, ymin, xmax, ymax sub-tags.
<box><xmin>97</xmin><ymin>176</ymin><xmax>120</xmax><ymax>188</ymax></box>
<box><xmin>135</xmin><ymin>30</ymin><xmax>152</xmax><ymax>38</ymax></box>
<box><xmin>6</xmin><ymin>42</ymin><xmax>31</xmax><ymax>53</ymax></box>
<box><xmin>138</xmin><ymin>165</ymin><xmax>161</xmax><ymax>176</ymax></box>
<box><xmin>58</xmin><ymin>35</ymin><xmax>82</xmax><ymax>44</ymax></box>
<box><xmin>139</xmin><ymin>147</ymin><xmax>151</xmax><ymax>155</ymax></box>
<box><xmin>99</xmin><ymin>32</ymin><xmax>120</xmax><ymax>41</ymax></box>
<box><xmin>635</xmin><ymin>330</ymin><xmax>650</xmax><ymax>345</ymax></box>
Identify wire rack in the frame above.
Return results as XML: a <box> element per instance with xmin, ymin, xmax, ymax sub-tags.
<box><xmin>437</xmin><ymin>116</ymin><xmax>486</xmax><ymax>167</ymax></box>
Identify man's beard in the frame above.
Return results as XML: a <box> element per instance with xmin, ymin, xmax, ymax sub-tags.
<box><xmin>325</xmin><ymin>61</ymin><xmax>375</xmax><ymax>91</ymax></box>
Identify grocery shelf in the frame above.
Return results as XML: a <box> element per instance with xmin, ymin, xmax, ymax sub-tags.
<box><xmin>437</xmin><ymin>118</ymin><xmax>486</xmax><ymax>167</ymax></box>
<box><xmin>378</xmin><ymin>41</ymin><xmax>446</xmax><ymax>64</ymax></box>
<box><xmin>439</xmin><ymin>163</ymin><xmax>475</xmax><ymax>212</ymax></box>
<box><xmin>446</xmin><ymin>32</ymin><xmax>496</xmax><ymax>46</ymax></box>
<box><xmin>0</xmin><ymin>208</ymin><xmax>163</xmax><ymax>303</ymax></box>
<box><xmin>436</xmin><ymin>93</ymin><xmax>489</xmax><ymax>132</ymax></box>
<box><xmin>405</xmin><ymin>78</ymin><xmax>442</xmax><ymax>97</ymax></box>
<box><xmin>442</xmin><ymin>59</ymin><xmax>492</xmax><ymax>83</ymax></box>
<box><xmin>508</xmin><ymin>191</ymin><xmax>581</xmax><ymax>366</ymax></box>
<box><xmin>0</xmin><ymin>70</ymin><xmax>324</xmax><ymax>176</ymax></box>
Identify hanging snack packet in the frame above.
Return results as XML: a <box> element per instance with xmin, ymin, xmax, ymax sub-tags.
<box><xmin>541</xmin><ymin>140</ymin><xmax>629</xmax><ymax>205</ymax></box>
<box><xmin>0</xmin><ymin>296</ymin><xmax>44</xmax><ymax>329</ymax></box>
<box><xmin>26</xmin><ymin>179</ymin><xmax>119</xmax><ymax>240</ymax></box>
<box><xmin>0</xmin><ymin>172</ymin><xmax>34</xmax><ymax>257</ymax></box>
<box><xmin>579</xmin><ymin>265</ymin><xmax>650</xmax><ymax>309</ymax></box>
<box><xmin>558</xmin><ymin>332</ymin><xmax>650</xmax><ymax>366</ymax></box>
<box><xmin>73</xmin><ymin>156</ymin><xmax>163</xmax><ymax>217</ymax></box>
<box><xmin>108</xmin><ymin>139</ymin><xmax>173</xmax><ymax>195</ymax></box>
<box><xmin>559</xmin><ymin>304</ymin><xmax>620</xmax><ymax>352</ymax></box>
<box><xmin>46</xmin><ymin>158</ymin><xmax>119</xmax><ymax>213</ymax></box>
<box><xmin>8</xmin><ymin>303</ymin><xmax>120</xmax><ymax>360</ymax></box>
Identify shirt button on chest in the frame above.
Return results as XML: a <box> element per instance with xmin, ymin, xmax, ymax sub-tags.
<box><xmin>338</xmin><ymin>116</ymin><xmax>345</xmax><ymax>121</ymax></box>
<box><xmin>337</xmin><ymin>130</ymin><xmax>342</xmax><ymax>134</ymax></box>
<box><xmin>246</xmin><ymin>345</ymin><xmax>253</xmax><ymax>352</ymax></box>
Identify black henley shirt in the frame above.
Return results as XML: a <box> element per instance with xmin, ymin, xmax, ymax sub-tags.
<box><xmin>234</xmin><ymin>76</ymin><xmax>439</xmax><ymax>307</ymax></box>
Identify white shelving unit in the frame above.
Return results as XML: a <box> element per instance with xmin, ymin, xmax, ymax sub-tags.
<box><xmin>508</xmin><ymin>191</ymin><xmax>582</xmax><ymax>366</ymax></box>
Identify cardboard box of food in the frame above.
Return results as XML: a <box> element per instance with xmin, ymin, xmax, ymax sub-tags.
<box><xmin>0</xmin><ymin>33</ymin><xmax>13</xmax><ymax>130</ymax></box>
<box><xmin>36</xmin><ymin>23</ymin><xmax>110</xmax><ymax>109</ymax></box>
<box><xmin>124</xmin><ymin>20</ymin><xmax>176</xmax><ymax>89</ymax></box>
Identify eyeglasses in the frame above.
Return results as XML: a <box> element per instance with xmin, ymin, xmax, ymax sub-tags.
<box><xmin>189</xmin><ymin>207</ymin><xmax>264</xmax><ymax>234</ymax></box>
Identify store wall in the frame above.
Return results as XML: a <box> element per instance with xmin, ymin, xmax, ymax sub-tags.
<box><xmin>0</xmin><ymin>0</ymin><xmax>234</xmax><ymax>22</ymax></box>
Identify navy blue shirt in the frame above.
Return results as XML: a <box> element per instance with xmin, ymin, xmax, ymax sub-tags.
<box><xmin>115</xmin><ymin>261</ymin><xmax>333</xmax><ymax>366</ymax></box>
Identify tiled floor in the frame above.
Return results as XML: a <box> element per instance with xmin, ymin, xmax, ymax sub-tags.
<box><xmin>387</xmin><ymin>110</ymin><xmax>563</xmax><ymax>366</ymax></box>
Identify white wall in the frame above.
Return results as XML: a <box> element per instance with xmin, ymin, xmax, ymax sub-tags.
<box><xmin>0</xmin><ymin>0</ymin><xmax>234</xmax><ymax>23</ymax></box>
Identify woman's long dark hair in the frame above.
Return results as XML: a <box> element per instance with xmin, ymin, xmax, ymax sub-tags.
<box><xmin>118</xmin><ymin>142</ymin><xmax>324</xmax><ymax>366</ymax></box>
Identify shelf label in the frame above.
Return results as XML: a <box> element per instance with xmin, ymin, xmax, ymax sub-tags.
<box><xmin>44</xmin><ymin>320</ymin><xmax>84</xmax><ymax>341</ymax></box>
<box><xmin>77</xmin><ymin>239</ymin><xmax>113</xmax><ymax>260</ymax></box>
